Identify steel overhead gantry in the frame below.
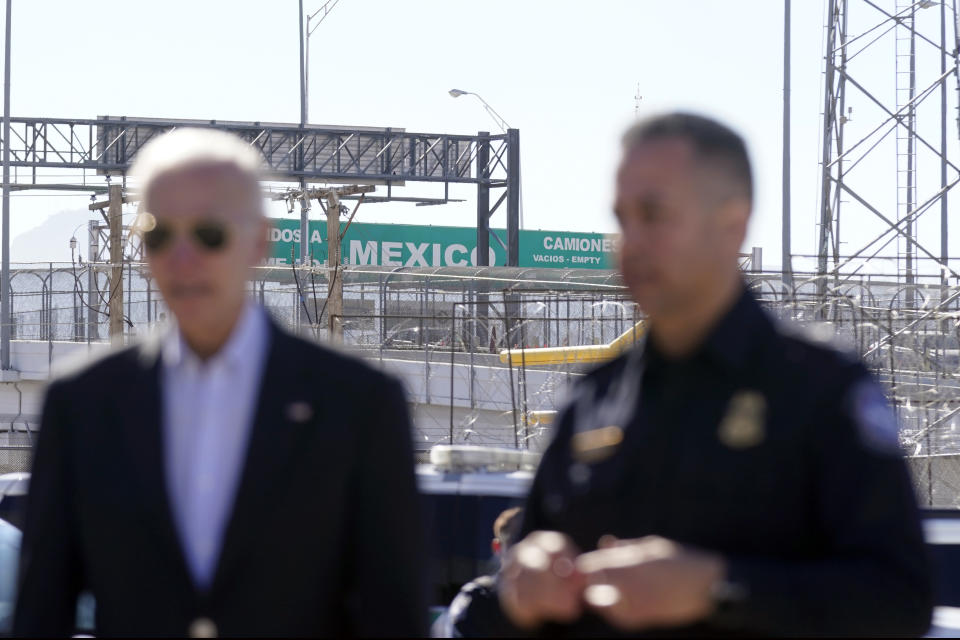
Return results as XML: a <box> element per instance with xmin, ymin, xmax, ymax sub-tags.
<box><xmin>817</xmin><ymin>0</ymin><xmax>960</xmax><ymax>310</ymax></box>
<box><xmin>0</xmin><ymin>115</ymin><xmax>521</xmax><ymax>265</ymax></box>
<box><xmin>0</xmin><ymin>115</ymin><xmax>520</xmax><ymax>366</ymax></box>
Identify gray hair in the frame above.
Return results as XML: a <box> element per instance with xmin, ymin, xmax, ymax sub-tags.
<box><xmin>130</xmin><ymin>127</ymin><xmax>266</xmax><ymax>218</ymax></box>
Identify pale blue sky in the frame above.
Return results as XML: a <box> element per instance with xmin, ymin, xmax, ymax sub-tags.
<box><xmin>4</xmin><ymin>0</ymin><xmax>955</xmax><ymax>273</ymax></box>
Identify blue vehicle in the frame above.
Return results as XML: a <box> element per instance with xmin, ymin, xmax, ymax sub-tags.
<box><xmin>0</xmin><ymin>473</ymin><xmax>28</xmax><ymax>634</ymax></box>
<box><xmin>0</xmin><ymin>517</ymin><xmax>21</xmax><ymax>633</ymax></box>
<box><xmin>5</xmin><ymin>457</ymin><xmax>960</xmax><ymax>637</ymax></box>
<box><xmin>416</xmin><ymin>446</ymin><xmax>536</xmax><ymax>626</ymax></box>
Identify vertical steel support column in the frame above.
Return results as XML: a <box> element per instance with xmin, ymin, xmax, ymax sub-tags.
<box><xmin>108</xmin><ymin>184</ymin><xmax>124</xmax><ymax>343</ymax></box>
<box><xmin>476</xmin><ymin>131</ymin><xmax>490</xmax><ymax>266</ymax></box>
<box><xmin>87</xmin><ymin>220</ymin><xmax>98</xmax><ymax>341</ymax></box>
<box><xmin>0</xmin><ymin>0</ymin><xmax>11</xmax><ymax>370</ymax></box>
<box><xmin>506</xmin><ymin>128</ymin><xmax>520</xmax><ymax>267</ymax></box>
<box><xmin>817</xmin><ymin>0</ymin><xmax>840</xmax><ymax>306</ymax></box>
<box><xmin>45</xmin><ymin>262</ymin><xmax>51</xmax><ymax>347</ymax></box>
<box><xmin>504</xmin><ymin>129</ymin><xmax>522</xmax><ymax>347</ymax></box>
<box><xmin>955</xmin><ymin>0</ymin><xmax>960</xmax><ymax>141</ymax></box>
<box><xmin>782</xmin><ymin>0</ymin><xmax>793</xmax><ymax>291</ymax></box>
<box><xmin>906</xmin><ymin>8</ymin><xmax>918</xmax><ymax>309</ymax></box>
<box><xmin>941</xmin><ymin>0</ymin><xmax>949</xmax><ymax>294</ymax></box>
<box><xmin>475</xmin><ymin>132</ymin><xmax>491</xmax><ymax>348</ymax></box>
<box><xmin>126</xmin><ymin>258</ymin><xmax>132</xmax><ymax>327</ymax></box>
<box><xmin>834</xmin><ymin>0</ymin><xmax>849</xmax><ymax>288</ymax></box>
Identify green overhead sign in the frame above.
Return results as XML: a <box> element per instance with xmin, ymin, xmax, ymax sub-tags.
<box><xmin>266</xmin><ymin>219</ymin><xmax>616</xmax><ymax>270</ymax></box>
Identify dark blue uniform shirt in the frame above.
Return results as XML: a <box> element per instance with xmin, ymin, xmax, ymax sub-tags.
<box><xmin>515</xmin><ymin>286</ymin><xmax>932</xmax><ymax>636</ymax></box>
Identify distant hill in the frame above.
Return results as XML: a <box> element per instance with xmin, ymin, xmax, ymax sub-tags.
<box><xmin>10</xmin><ymin>209</ymin><xmax>99</xmax><ymax>265</ymax></box>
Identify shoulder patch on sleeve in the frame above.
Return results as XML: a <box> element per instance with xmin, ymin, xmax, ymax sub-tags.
<box><xmin>846</xmin><ymin>380</ymin><xmax>902</xmax><ymax>456</ymax></box>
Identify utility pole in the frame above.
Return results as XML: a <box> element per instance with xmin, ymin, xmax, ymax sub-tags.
<box><xmin>87</xmin><ymin>220</ymin><xmax>99</xmax><ymax>341</ymax></box>
<box><xmin>108</xmin><ymin>184</ymin><xmax>124</xmax><ymax>343</ymax></box>
<box><xmin>273</xmin><ymin>183</ymin><xmax>373</xmax><ymax>343</ymax></box>
<box><xmin>326</xmin><ymin>190</ymin><xmax>342</xmax><ymax>342</ymax></box>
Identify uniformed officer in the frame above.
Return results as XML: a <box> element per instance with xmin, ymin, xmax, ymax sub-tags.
<box><xmin>496</xmin><ymin>113</ymin><xmax>933</xmax><ymax>636</ymax></box>
<box><xmin>435</xmin><ymin>507</ymin><xmax>524</xmax><ymax>637</ymax></box>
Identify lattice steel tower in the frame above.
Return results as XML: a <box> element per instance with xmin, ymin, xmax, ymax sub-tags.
<box><xmin>817</xmin><ymin>0</ymin><xmax>960</xmax><ymax>306</ymax></box>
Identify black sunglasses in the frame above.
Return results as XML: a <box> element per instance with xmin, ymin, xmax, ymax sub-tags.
<box><xmin>143</xmin><ymin>221</ymin><xmax>229</xmax><ymax>253</ymax></box>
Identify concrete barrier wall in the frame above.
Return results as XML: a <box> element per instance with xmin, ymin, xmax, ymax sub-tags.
<box><xmin>0</xmin><ymin>340</ymin><xmax>567</xmax><ymax>458</ymax></box>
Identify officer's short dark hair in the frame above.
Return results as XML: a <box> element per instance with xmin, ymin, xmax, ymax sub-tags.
<box><xmin>622</xmin><ymin>112</ymin><xmax>753</xmax><ymax>205</ymax></box>
<box><xmin>493</xmin><ymin>507</ymin><xmax>523</xmax><ymax>550</ymax></box>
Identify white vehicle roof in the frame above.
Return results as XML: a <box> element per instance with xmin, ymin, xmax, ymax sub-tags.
<box><xmin>416</xmin><ymin>445</ymin><xmax>538</xmax><ymax>497</ymax></box>
<box><xmin>0</xmin><ymin>473</ymin><xmax>28</xmax><ymax>499</ymax></box>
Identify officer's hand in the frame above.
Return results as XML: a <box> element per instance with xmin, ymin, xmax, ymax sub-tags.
<box><xmin>498</xmin><ymin>531</ymin><xmax>586</xmax><ymax>630</ymax></box>
<box><xmin>575</xmin><ymin>535</ymin><xmax>725</xmax><ymax>631</ymax></box>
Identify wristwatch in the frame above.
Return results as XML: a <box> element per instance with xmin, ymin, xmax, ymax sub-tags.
<box><xmin>711</xmin><ymin>577</ymin><xmax>748</xmax><ymax>607</ymax></box>
<box><xmin>709</xmin><ymin>571</ymin><xmax>749</xmax><ymax>622</ymax></box>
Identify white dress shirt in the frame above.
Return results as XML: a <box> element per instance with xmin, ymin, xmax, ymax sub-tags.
<box><xmin>161</xmin><ymin>303</ymin><xmax>270</xmax><ymax>590</ymax></box>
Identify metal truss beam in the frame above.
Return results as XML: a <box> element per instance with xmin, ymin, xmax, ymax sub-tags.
<box><xmin>1</xmin><ymin>116</ymin><xmax>517</xmax><ymax>186</ymax></box>
<box><xmin>0</xmin><ymin>115</ymin><xmax>524</xmax><ymax>368</ymax></box>
<box><xmin>0</xmin><ymin>116</ymin><xmax>522</xmax><ymax>268</ymax></box>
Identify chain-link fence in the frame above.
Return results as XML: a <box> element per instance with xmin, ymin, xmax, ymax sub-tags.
<box><xmin>5</xmin><ymin>262</ymin><xmax>960</xmax><ymax>505</ymax></box>
<box><xmin>0</xmin><ymin>432</ymin><xmax>34</xmax><ymax>475</ymax></box>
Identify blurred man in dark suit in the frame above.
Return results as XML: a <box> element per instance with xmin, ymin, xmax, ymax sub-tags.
<box><xmin>14</xmin><ymin>128</ymin><xmax>426</xmax><ymax>637</ymax></box>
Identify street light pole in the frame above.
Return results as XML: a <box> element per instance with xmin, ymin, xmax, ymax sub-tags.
<box><xmin>297</xmin><ymin>0</ymin><xmax>340</xmax><ymax>267</ymax></box>
<box><xmin>782</xmin><ymin>0</ymin><xmax>793</xmax><ymax>290</ymax></box>
<box><xmin>447</xmin><ymin>89</ymin><xmax>523</xmax><ymax>235</ymax></box>
<box><xmin>299</xmin><ymin>0</ymin><xmax>306</xmax><ymax>128</ymax></box>
<box><xmin>448</xmin><ymin>88</ymin><xmax>523</xmax><ymax>230</ymax></box>
<box><xmin>448</xmin><ymin>89</ymin><xmax>511</xmax><ymax>132</ymax></box>
<box><xmin>1</xmin><ymin>0</ymin><xmax>12</xmax><ymax>371</ymax></box>
<box><xmin>297</xmin><ymin>0</ymin><xmax>309</xmax><ymax>266</ymax></box>
<box><xmin>304</xmin><ymin>0</ymin><xmax>340</xmax><ymax>124</ymax></box>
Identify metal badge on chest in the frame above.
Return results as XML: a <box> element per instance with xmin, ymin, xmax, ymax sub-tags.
<box><xmin>717</xmin><ymin>390</ymin><xmax>767</xmax><ymax>449</ymax></box>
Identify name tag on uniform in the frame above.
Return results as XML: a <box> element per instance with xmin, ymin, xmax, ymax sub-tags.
<box><xmin>567</xmin><ymin>345</ymin><xmax>643</xmax><ymax>465</ymax></box>
<box><xmin>718</xmin><ymin>390</ymin><xmax>766</xmax><ymax>449</ymax></box>
<box><xmin>571</xmin><ymin>425</ymin><xmax>624</xmax><ymax>464</ymax></box>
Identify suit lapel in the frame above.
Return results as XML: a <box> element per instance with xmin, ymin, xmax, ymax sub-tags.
<box><xmin>211</xmin><ymin>323</ymin><xmax>320</xmax><ymax>593</ymax></box>
<box><xmin>121</xmin><ymin>334</ymin><xmax>195</xmax><ymax>592</ymax></box>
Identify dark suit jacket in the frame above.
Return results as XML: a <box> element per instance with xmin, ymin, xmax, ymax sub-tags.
<box><xmin>13</xmin><ymin>318</ymin><xmax>427</xmax><ymax>637</ymax></box>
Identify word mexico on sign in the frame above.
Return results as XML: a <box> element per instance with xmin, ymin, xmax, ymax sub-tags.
<box><xmin>266</xmin><ymin>219</ymin><xmax>617</xmax><ymax>269</ymax></box>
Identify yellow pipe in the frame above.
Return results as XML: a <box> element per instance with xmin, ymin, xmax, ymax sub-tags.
<box><xmin>523</xmin><ymin>410</ymin><xmax>557</xmax><ymax>426</ymax></box>
<box><xmin>499</xmin><ymin>321</ymin><xmax>645</xmax><ymax>366</ymax></box>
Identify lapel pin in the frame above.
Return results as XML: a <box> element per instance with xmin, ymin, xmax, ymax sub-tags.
<box><xmin>285</xmin><ymin>401</ymin><xmax>314</xmax><ymax>423</ymax></box>
<box><xmin>718</xmin><ymin>390</ymin><xmax>766</xmax><ymax>449</ymax></box>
